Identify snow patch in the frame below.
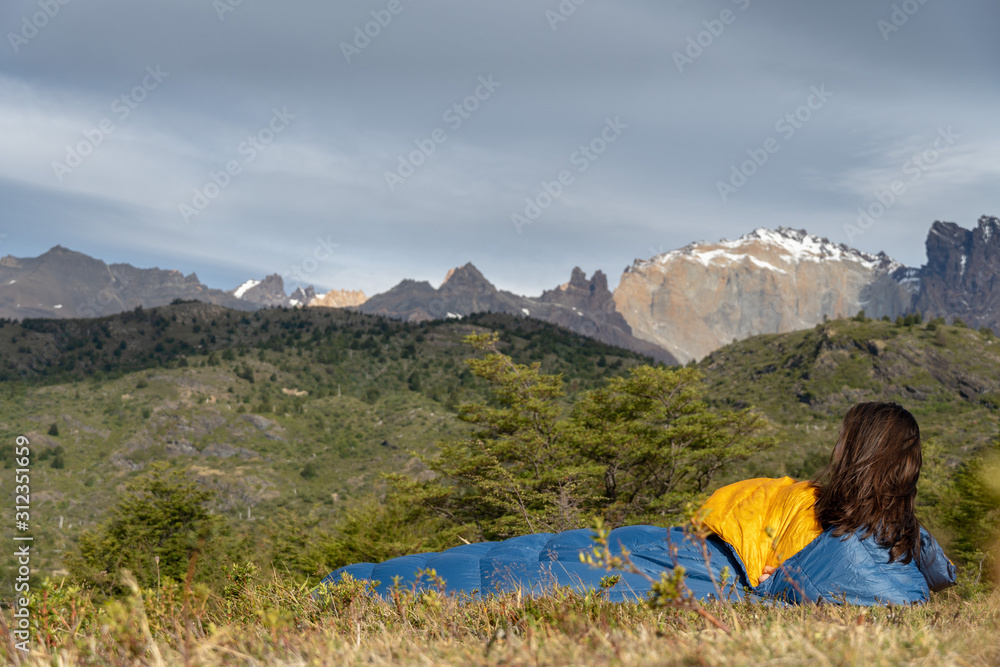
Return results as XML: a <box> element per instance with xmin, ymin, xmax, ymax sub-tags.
<box><xmin>233</xmin><ymin>279</ymin><xmax>260</xmax><ymax>299</ymax></box>
<box><xmin>960</xmin><ymin>255</ymin><xmax>967</xmax><ymax>277</ymax></box>
<box><xmin>522</xmin><ymin>308</ymin><xmax>530</xmax><ymax>316</ymax></box>
<box><xmin>7</xmin><ymin>279</ymin><xmax>15</xmax><ymax>284</ymax></box>
<box><xmin>683</xmin><ymin>248</ymin><xmax>788</xmax><ymax>274</ymax></box>
<box><xmin>981</xmin><ymin>216</ymin><xmax>998</xmax><ymax>241</ymax></box>
<box><xmin>446</xmin><ymin>312</ymin><xmax>463</xmax><ymax>319</ymax></box>
<box><xmin>54</xmin><ymin>304</ymin><xmax>62</xmax><ymax>309</ymax></box>
<box><xmin>643</xmin><ymin>226</ymin><xmax>901</xmax><ymax>274</ymax></box>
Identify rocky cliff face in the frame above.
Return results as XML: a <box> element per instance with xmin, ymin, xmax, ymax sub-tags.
<box><xmin>227</xmin><ymin>274</ymin><xmax>291</xmax><ymax>308</ymax></box>
<box><xmin>309</xmin><ymin>289</ymin><xmax>367</xmax><ymax>309</ymax></box>
<box><xmin>912</xmin><ymin>216</ymin><xmax>1000</xmax><ymax>329</ymax></box>
<box><xmin>613</xmin><ymin>228</ymin><xmax>916</xmax><ymax>363</ymax></box>
<box><xmin>533</xmin><ymin>267</ymin><xmax>660</xmax><ymax>355</ymax></box>
<box><xmin>290</xmin><ymin>285</ymin><xmax>317</xmax><ymax>306</ymax></box>
<box><xmin>359</xmin><ymin>263</ymin><xmax>677</xmax><ymax>363</ymax></box>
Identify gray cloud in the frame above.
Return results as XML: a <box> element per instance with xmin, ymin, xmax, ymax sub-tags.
<box><xmin>1</xmin><ymin>0</ymin><xmax>997</xmax><ymax>297</ymax></box>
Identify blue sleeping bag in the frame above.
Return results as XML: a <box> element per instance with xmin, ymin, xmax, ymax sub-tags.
<box><xmin>319</xmin><ymin>523</ymin><xmax>955</xmax><ymax>605</ymax></box>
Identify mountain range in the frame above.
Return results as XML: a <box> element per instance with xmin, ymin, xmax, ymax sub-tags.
<box><xmin>357</xmin><ymin>263</ymin><xmax>675</xmax><ymax>363</ymax></box>
<box><xmin>2</xmin><ymin>215</ymin><xmax>996</xmax><ymax>363</ymax></box>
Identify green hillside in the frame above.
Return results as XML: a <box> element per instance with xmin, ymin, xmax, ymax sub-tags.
<box><xmin>1</xmin><ymin>305</ymin><xmax>996</xmax><ymax>586</ymax></box>
<box><xmin>0</xmin><ymin>305</ymin><xmax>655</xmax><ymax>580</ymax></box>
<box><xmin>698</xmin><ymin>315</ymin><xmax>999</xmax><ymax>482</ymax></box>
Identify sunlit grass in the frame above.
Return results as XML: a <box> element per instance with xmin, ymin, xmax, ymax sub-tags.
<box><xmin>3</xmin><ymin>569</ymin><xmax>997</xmax><ymax>666</ymax></box>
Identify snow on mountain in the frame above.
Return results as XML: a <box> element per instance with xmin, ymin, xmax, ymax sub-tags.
<box><xmin>233</xmin><ymin>279</ymin><xmax>261</xmax><ymax>299</ymax></box>
<box><xmin>643</xmin><ymin>227</ymin><xmax>903</xmax><ymax>274</ymax></box>
<box><xmin>615</xmin><ymin>227</ymin><xmax>915</xmax><ymax>363</ymax></box>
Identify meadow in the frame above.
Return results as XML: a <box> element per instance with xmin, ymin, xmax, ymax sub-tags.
<box><xmin>2</xmin><ymin>568</ymin><xmax>998</xmax><ymax>666</ymax></box>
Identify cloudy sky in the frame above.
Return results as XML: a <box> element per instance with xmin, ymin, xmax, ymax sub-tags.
<box><xmin>1</xmin><ymin>1</ymin><xmax>997</xmax><ymax>297</ymax></box>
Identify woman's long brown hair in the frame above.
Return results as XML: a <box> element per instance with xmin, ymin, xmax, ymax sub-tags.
<box><xmin>812</xmin><ymin>401</ymin><xmax>922</xmax><ymax>563</ymax></box>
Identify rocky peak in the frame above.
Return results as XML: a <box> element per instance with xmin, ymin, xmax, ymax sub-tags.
<box><xmin>925</xmin><ymin>221</ymin><xmax>973</xmax><ymax>280</ymax></box>
<box><xmin>539</xmin><ymin>268</ymin><xmax>615</xmax><ymax>312</ymax></box>
<box><xmin>643</xmin><ymin>227</ymin><xmax>903</xmax><ymax>274</ymax></box>
<box><xmin>231</xmin><ymin>274</ymin><xmax>289</xmax><ymax>308</ymax></box>
<box><xmin>975</xmin><ymin>215</ymin><xmax>1000</xmax><ymax>245</ymax></box>
<box><xmin>289</xmin><ymin>285</ymin><xmax>316</xmax><ymax>306</ymax></box>
<box><xmin>567</xmin><ymin>266</ymin><xmax>589</xmax><ymax>289</ymax></box>
<box><xmin>441</xmin><ymin>263</ymin><xmax>494</xmax><ymax>293</ymax></box>
<box><xmin>558</xmin><ymin>266</ymin><xmax>609</xmax><ymax>295</ymax></box>
<box><xmin>615</xmin><ymin>228</ymin><xmax>914</xmax><ymax>363</ymax></box>
<box><xmin>358</xmin><ymin>264</ymin><xmax>675</xmax><ymax>362</ymax></box>
<box><xmin>309</xmin><ymin>288</ymin><xmax>367</xmax><ymax>309</ymax></box>
<box><xmin>915</xmin><ymin>216</ymin><xmax>1000</xmax><ymax>328</ymax></box>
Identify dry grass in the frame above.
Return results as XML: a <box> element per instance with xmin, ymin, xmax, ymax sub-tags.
<box><xmin>2</xmin><ymin>569</ymin><xmax>998</xmax><ymax>666</ymax></box>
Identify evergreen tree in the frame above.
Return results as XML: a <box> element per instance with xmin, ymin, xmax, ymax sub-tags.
<box><xmin>67</xmin><ymin>463</ymin><xmax>220</xmax><ymax>593</ymax></box>
<box><xmin>389</xmin><ymin>333</ymin><xmax>773</xmax><ymax>541</ymax></box>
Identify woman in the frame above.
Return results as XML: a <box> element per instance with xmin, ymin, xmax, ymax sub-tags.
<box><xmin>321</xmin><ymin>402</ymin><xmax>955</xmax><ymax>605</ymax></box>
<box><xmin>701</xmin><ymin>401</ymin><xmax>927</xmax><ymax>588</ymax></box>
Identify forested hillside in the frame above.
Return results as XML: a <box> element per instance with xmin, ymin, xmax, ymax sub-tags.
<box><xmin>0</xmin><ymin>305</ymin><xmax>996</xmax><ymax>592</ymax></box>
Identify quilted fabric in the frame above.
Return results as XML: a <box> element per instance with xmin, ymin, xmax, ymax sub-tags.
<box><xmin>321</xmin><ymin>526</ymin><xmax>749</xmax><ymax>603</ymax></box>
<box><xmin>319</xmin><ymin>478</ymin><xmax>956</xmax><ymax>605</ymax></box>
<box><xmin>698</xmin><ymin>477</ymin><xmax>822</xmax><ymax>586</ymax></box>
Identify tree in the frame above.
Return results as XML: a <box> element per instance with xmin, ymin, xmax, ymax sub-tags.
<box><xmin>390</xmin><ymin>333</ymin><xmax>773</xmax><ymax>541</ymax></box>
<box><xmin>938</xmin><ymin>437</ymin><xmax>1000</xmax><ymax>592</ymax></box>
<box><xmin>47</xmin><ymin>422</ymin><xmax>59</xmax><ymax>436</ymax></box>
<box><xmin>568</xmin><ymin>364</ymin><xmax>772</xmax><ymax>525</ymax></box>
<box><xmin>67</xmin><ymin>463</ymin><xmax>219</xmax><ymax>594</ymax></box>
<box><xmin>308</xmin><ymin>495</ymin><xmax>464</xmax><ymax>574</ymax></box>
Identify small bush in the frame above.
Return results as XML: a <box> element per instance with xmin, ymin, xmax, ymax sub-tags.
<box><xmin>66</xmin><ymin>462</ymin><xmax>221</xmax><ymax>595</ymax></box>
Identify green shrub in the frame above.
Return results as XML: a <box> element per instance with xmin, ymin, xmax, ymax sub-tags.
<box><xmin>66</xmin><ymin>463</ymin><xmax>221</xmax><ymax>595</ymax></box>
<box><xmin>390</xmin><ymin>333</ymin><xmax>773</xmax><ymax>540</ymax></box>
